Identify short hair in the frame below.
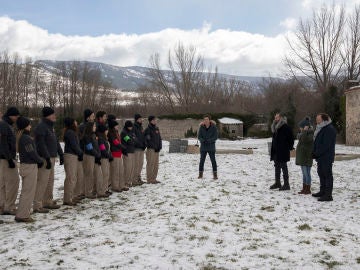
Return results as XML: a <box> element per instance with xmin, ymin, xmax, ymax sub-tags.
<box><xmin>203</xmin><ymin>114</ymin><xmax>211</xmax><ymax>120</ymax></box>
<box><xmin>96</xmin><ymin>111</ymin><xmax>106</xmax><ymax>119</ymax></box>
<box><xmin>318</xmin><ymin>113</ymin><xmax>330</xmax><ymax>121</ymax></box>
<box><xmin>276</xmin><ymin>112</ymin><xmax>284</xmax><ymax>118</ymax></box>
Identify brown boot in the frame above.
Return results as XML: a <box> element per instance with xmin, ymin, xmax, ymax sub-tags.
<box><xmin>303</xmin><ymin>184</ymin><xmax>311</xmax><ymax>195</ymax></box>
<box><xmin>298</xmin><ymin>183</ymin><xmax>305</xmax><ymax>194</ymax></box>
<box><xmin>213</xmin><ymin>171</ymin><xmax>218</xmax><ymax>180</ymax></box>
<box><xmin>198</xmin><ymin>172</ymin><xmax>203</xmax><ymax>179</ymax></box>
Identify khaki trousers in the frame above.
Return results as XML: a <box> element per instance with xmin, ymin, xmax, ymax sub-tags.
<box><xmin>101</xmin><ymin>158</ymin><xmax>110</xmax><ymax>193</ymax></box>
<box><xmin>146</xmin><ymin>149</ymin><xmax>159</xmax><ymax>182</ymax></box>
<box><xmin>110</xmin><ymin>157</ymin><xmax>125</xmax><ymax>190</ymax></box>
<box><xmin>94</xmin><ymin>162</ymin><xmax>105</xmax><ymax>196</ymax></box>
<box><xmin>134</xmin><ymin>150</ymin><xmax>144</xmax><ymax>182</ymax></box>
<box><xmin>83</xmin><ymin>154</ymin><xmax>95</xmax><ymax>197</ymax></box>
<box><xmin>123</xmin><ymin>153</ymin><xmax>135</xmax><ymax>186</ymax></box>
<box><xmin>74</xmin><ymin>159</ymin><xmax>84</xmax><ymax>197</ymax></box>
<box><xmin>34</xmin><ymin>157</ymin><xmax>55</xmax><ymax>210</ymax></box>
<box><xmin>63</xmin><ymin>154</ymin><xmax>79</xmax><ymax>203</ymax></box>
<box><xmin>0</xmin><ymin>159</ymin><xmax>20</xmax><ymax>212</ymax></box>
<box><xmin>16</xmin><ymin>164</ymin><xmax>37</xmax><ymax>219</ymax></box>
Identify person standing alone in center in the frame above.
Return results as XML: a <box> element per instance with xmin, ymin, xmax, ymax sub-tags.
<box><xmin>269</xmin><ymin>113</ymin><xmax>294</xmax><ymax>191</ymax></box>
<box><xmin>197</xmin><ymin>114</ymin><xmax>218</xmax><ymax>180</ymax></box>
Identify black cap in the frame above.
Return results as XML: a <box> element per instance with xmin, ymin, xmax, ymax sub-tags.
<box><xmin>108</xmin><ymin>120</ymin><xmax>119</xmax><ymax>129</ymax></box>
<box><xmin>84</xmin><ymin>109</ymin><xmax>93</xmax><ymax>121</ymax></box>
<box><xmin>42</xmin><ymin>106</ymin><xmax>55</xmax><ymax>117</ymax></box>
<box><xmin>134</xmin><ymin>113</ymin><xmax>142</xmax><ymax>121</ymax></box>
<box><xmin>5</xmin><ymin>107</ymin><xmax>20</xmax><ymax>117</ymax></box>
<box><xmin>107</xmin><ymin>114</ymin><xmax>116</xmax><ymax>122</ymax></box>
<box><xmin>148</xmin><ymin>115</ymin><xmax>155</xmax><ymax>122</ymax></box>
<box><xmin>64</xmin><ymin>117</ymin><xmax>75</xmax><ymax>128</ymax></box>
<box><xmin>97</xmin><ymin>124</ymin><xmax>108</xmax><ymax>133</ymax></box>
<box><xmin>16</xmin><ymin>116</ymin><xmax>31</xmax><ymax>130</ymax></box>
<box><xmin>125</xmin><ymin>120</ymin><xmax>133</xmax><ymax>129</ymax></box>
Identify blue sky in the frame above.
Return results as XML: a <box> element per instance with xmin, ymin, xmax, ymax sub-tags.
<box><xmin>1</xmin><ymin>0</ymin><xmax>304</xmax><ymax>35</ymax></box>
<box><xmin>0</xmin><ymin>0</ymin><xmax>357</xmax><ymax>76</ymax></box>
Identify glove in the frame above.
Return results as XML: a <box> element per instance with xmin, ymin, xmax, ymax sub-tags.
<box><xmin>95</xmin><ymin>157</ymin><xmax>101</xmax><ymax>165</ymax></box>
<box><xmin>122</xmin><ymin>149</ymin><xmax>128</xmax><ymax>156</ymax></box>
<box><xmin>59</xmin><ymin>155</ymin><xmax>64</xmax><ymax>166</ymax></box>
<box><xmin>37</xmin><ymin>162</ymin><xmax>44</xmax><ymax>168</ymax></box>
<box><xmin>45</xmin><ymin>158</ymin><xmax>52</xmax><ymax>170</ymax></box>
<box><xmin>8</xmin><ymin>159</ymin><xmax>16</xmax><ymax>169</ymax></box>
<box><xmin>78</xmin><ymin>154</ymin><xmax>83</xmax><ymax>162</ymax></box>
<box><xmin>109</xmin><ymin>157</ymin><xmax>114</xmax><ymax>162</ymax></box>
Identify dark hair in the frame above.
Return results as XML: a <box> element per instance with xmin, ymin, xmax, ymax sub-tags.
<box><xmin>96</xmin><ymin>111</ymin><xmax>107</xmax><ymax>119</ymax></box>
<box><xmin>318</xmin><ymin>113</ymin><xmax>330</xmax><ymax>121</ymax></box>
<box><xmin>63</xmin><ymin>121</ymin><xmax>78</xmax><ymax>141</ymax></box>
<box><xmin>82</xmin><ymin>122</ymin><xmax>96</xmax><ymax>138</ymax></box>
<box><xmin>203</xmin><ymin>114</ymin><xmax>211</xmax><ymax>120</ymax></box>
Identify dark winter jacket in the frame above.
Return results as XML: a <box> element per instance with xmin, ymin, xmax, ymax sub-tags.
<box><xmin>64</xmin><ymin>129</ymin><xmax>83</xmax><ymax>157</ymax></box>
<box><xmin>0</xmin><ymin>116</ymin><xmax>16</xmax><ymax>160</ymax></box>
<box><xmin>133</xmin><ymin>122</ymin><xmax>146</xmax><ymax>150</ymax></box>
<box><xmin>83</xmin><ymin>133</ymin><xmax>101</xmax><ymax>159</ymax></box>
<box><xmin>144</xmin><ymin>124</ymin><xmax>162</xmax><ymax>152</ymax></box>
<box><xmin>34</xmin><ymin>118</ymin><xmax>63</xmax><ymax>159</ymax></box>
<box><xmin>108</xmin><ymin>130</ymin><xmax>124</xmax><ymax>158</ymax></box>
<box><xmin>198</xmin><ymin>122</ymin><xmax>218</xmax><ymax>152</ymax></box>
<box><xmin>18</xmin><ymin>131</ymin><xmax>43</xmax><ymax>164</ymax></box>
<box><xmin>120</xmin><ymin>128</ymin><xmax>136</xmax><ymax>154</ymax></box>
<box><xmin>313</xmin><ymin>122</ymin><xmax>336</xmax><ymax>164</ymax></box>
<box><xmin>78</xmin><ymin>121</ymin><xmax>88</xmax><ymax>150</ymax></box>
<box><xmin>270</xmin><ymin>121</ymin><xmax>294</xmax><ymax>162</ymax></box>
<box><xmin>295</xmin><ymin>129</ymin><xmax>314</xmax><ymax>167</ymax></box>
<box><xmin>98</xmin><ymin>135</ymin><xmax>112</xmax><ymax>159</ymax></box>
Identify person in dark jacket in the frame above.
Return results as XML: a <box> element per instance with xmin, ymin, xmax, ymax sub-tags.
<box><xmin>121</xmin><ymin>120</ymin><xmax>137</xmax><ymax>187</ymax></box>
<box><xmin>15</xmin><ymin>117</ymin><xmax>43</xmax><ymax>222</ymax></box>
<box><xmin>33</xmin><ymin>107</ymin><xmax>64</xmax><ymax>212</ymax></box>
<box><xmin>144</xmin><ymin>116</ymin><xmax>162</xmax><ymax>184</ymax></box>
<box><xmin>75</xmin><ymin>109</ymin><xmax>95</xmax><ymax>199</ymax></box>
<box><xmin>63</xmin><ymin>117</ymin><xmax>83</xmax><ymax>206</ymax></box>
<box><xmin>270</xmin><ymin>113</ymin><xmax>294</xmax><ymax>191</ymax></box>
<box><xmin>95</xmin><ymin>111</ymin><xmax>107</xmax><ymax>129</ymax></box>
<box><xmin>295</xmin><ymin>117</ymin><xmax>314</xmax><ymax>195</ymax></box>
<box><xmin>312</xmin><ymin>113</ymin><xmax>337</xmax><ymax>201</ymax></box>
<box><xmin>197</xmin><ymin>114</ymin><xmax>218</xmax><ymax>180</ymax></box>
<box><xmin>133</xmin><ymin>114</ymin><xmax>146</xmax><ymax>185</ymax></box>
<box><xmin>82</xmin><ymin>121</ymin><xmax>101</xmax><ymax>199</ymax></box>
<box><xmin>0</xmin><ymin>107</ymin><xmax>20</xmax><ymax>215</ymax></box>
<box><xmin>96</xmin><ymin>124</ymin><xmax>112</xmax><ymax>197</ymax></box>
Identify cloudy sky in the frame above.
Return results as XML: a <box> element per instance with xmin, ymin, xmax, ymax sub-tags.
<box><xmin>0</xmin><ymin>0</ymin><xmax>359</xmax><ymax>76</ymax></box>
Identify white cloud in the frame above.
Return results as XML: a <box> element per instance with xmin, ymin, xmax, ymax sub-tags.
<box><xmin>0</xmin><ymin>16</ymin><xmax>290</xmax><ymax>76</ymax></box>
<box><xmin>280</xmin><ymin>18</ymin><xmax>297</xmax><ymax>30</ymax></box>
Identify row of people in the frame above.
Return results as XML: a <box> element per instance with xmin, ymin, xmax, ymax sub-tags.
<box><xmin>0</xmin><ymin>107</ymin><xmax>162</xmax><ymax>223</ymax></box>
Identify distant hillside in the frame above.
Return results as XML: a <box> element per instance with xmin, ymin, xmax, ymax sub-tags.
<box><xmin>35</xmin><ymin>60</ymin><xmax>281</xmax><ymax>91</ymax></box>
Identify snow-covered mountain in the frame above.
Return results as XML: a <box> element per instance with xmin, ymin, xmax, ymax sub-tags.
<box><xmin>35</xmin><ymin>60</ymin><xmax>276</xmax><ymax>91</ymax></box>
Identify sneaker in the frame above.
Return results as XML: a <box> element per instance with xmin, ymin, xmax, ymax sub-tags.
<box><xmin>15</xmin><ymin>217</ymin><xmax>35</xmax><ymax>223</ymax></box>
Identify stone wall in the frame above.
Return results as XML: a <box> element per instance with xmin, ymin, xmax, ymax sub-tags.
<box><xmin>157</xmin><ymin>119</ymin><xmax>202</xmax><ymax>140</ymax></box>
<box><xmin>345</xmin><ymin>87</ymin><xmax>360</xmax><ymax>146</ymax></box>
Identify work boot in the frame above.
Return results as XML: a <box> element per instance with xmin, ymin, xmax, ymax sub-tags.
<box><xmin>33</xmin><ymin>208</ymin><xmax>49</xmax><ymax>214</ymax></box>
<box><xmin>198</xmin><ymin>172</ymin><xmax>203</xmax><ymax>179</ymax></box>
<box><xmin>298</xmin><ymin>183</ymin><xmax>305</xmax><ymax>194</ymax></box>
<box><xmin>270</xmin><ymin>181</ymin><xmax>281</xmax><ymax>189</ymax></box>
<box><xmin>213</xmin><ymin>171</ymin><xmax>218</xmax><ymax>180</ymax></box>
<box><xmin>43</xmin><ymin>204</ymin><xmax>61</xmax><ymax>210</ymax></box>
<box><xmin>15</xmin><ymin>217</ymin><xmax>35</xmax><ymax>223</ymax></box>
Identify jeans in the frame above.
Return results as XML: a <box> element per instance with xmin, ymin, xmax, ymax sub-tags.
<box><xmin>199</xmin><ymin>151</ymin><xmax>217</xmax><ymax>172</ymax></box>
<box><xmin>274</xmin><ymin>161</ymin><xmax>289</xmax><ymax>182</ymax></box>
<box><xmin>300</xmin><ymin>166</ymin><xmax>312</xmax><ymax>185</ymax></box>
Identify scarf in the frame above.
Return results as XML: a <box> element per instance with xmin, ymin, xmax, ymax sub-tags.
<box><xmin>313</xmin><ymin>119</ymin><xmax>332</xmax><ymax>140</ymax></box>
<box><xmin>271</xmin><ymin>117</ymin><xmax>287</xmax><ymax>134</ymax></box>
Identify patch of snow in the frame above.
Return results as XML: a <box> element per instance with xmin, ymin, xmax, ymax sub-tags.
<box><xmin>218</xmin><ymin>117</ymin><xmax>243</xmax><ymax>124</ymax></box>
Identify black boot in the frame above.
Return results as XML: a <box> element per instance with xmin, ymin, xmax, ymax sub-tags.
<box><xmin>213</xmin><ymin>171</ymin><xmax>218</xmax><ymax>180</ymax></box>
<box><xmin>279</xmin><ymin>179</ymin><xmax>290</xmax><ymax>191</ymax></box>
<box><xmin>198</xmin><ymin>172</ymin><xmax>203</xmax><ymax>179</ymax></box>
<box><xmin>318</xmin><ymin>191</ymin><xmax>333</xmax><ymax>201</ymax></box>
<box><xmin>312</xmin><ymin>191</ymin><xmax>324</xmax><ymax>197</ymax></box>
<box><xmin>270</xmin><ymin>181</ymin><xmax>281</xmax><ymax>189</ymax></box>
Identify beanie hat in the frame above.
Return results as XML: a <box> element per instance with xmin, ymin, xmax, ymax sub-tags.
<box><xmin>125</xmin><ymin>120</ymin><xmax>133</xmax><ymax>129</ymax></box>
<box><xmin>134</xmin><ymin>113</ymin><xmax>142</xmax><ymax>122</ymax></box>
<box><xmin>107</xmin><ymin>114</ymin><xmax>116</xmax><ymax>122</ymax></box>
<box><xmin>298</xmin><ymin>117</ymin><xmax>311</xmax><ymax>128</ymax></box>
<box><xmin>148</xmin><ymin>115</ymin><xmax>155</xmax><ymax>122</ymax></box>
<box><xmin>16</xmin><ymin>116</ymin><xmax>31</xmax><ymax>130</ymax></box>
<box><xmin>42</xmin><ymin>106</ymin><xmax>55</xmax><ymax>117</ymax></box>
<box><xmin>108</xmin><ymin>120</ymin><xmax>119</xmax><ymax>129</ymax></box>
<box><xmin>84</xmin><ymin>109</ymin><xmax>93</xmax><ymax>121</ymax></box>
<box><xmin>97</xmin><ymin>124</ymin><xmax>108</xmax><ymax>133</ymax></box>
<box><xmin>64</xmin><ymin>117</ymin><xmax>75</xmax><ymax>128</ymax></box>
<box><xmin>5</xmin><ymin>107</ymin><xmax>20</xmax><ymax>117</ymax></box>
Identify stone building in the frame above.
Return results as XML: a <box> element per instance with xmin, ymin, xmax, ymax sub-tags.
<box><xmin>345</xmin><ymin>87</ymin><xmax>360</xmax><ymax>146</ymax></box>
<box><xmin>218</xmin><ymin>117</ymin><xmax>243</xmax><ymax>139</ymax></box>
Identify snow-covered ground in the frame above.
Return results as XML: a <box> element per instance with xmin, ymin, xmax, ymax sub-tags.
<box><xmin>1</xmin><ymin>139</ymin><xmax>359</xmax><ymax>269</ymax></box>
